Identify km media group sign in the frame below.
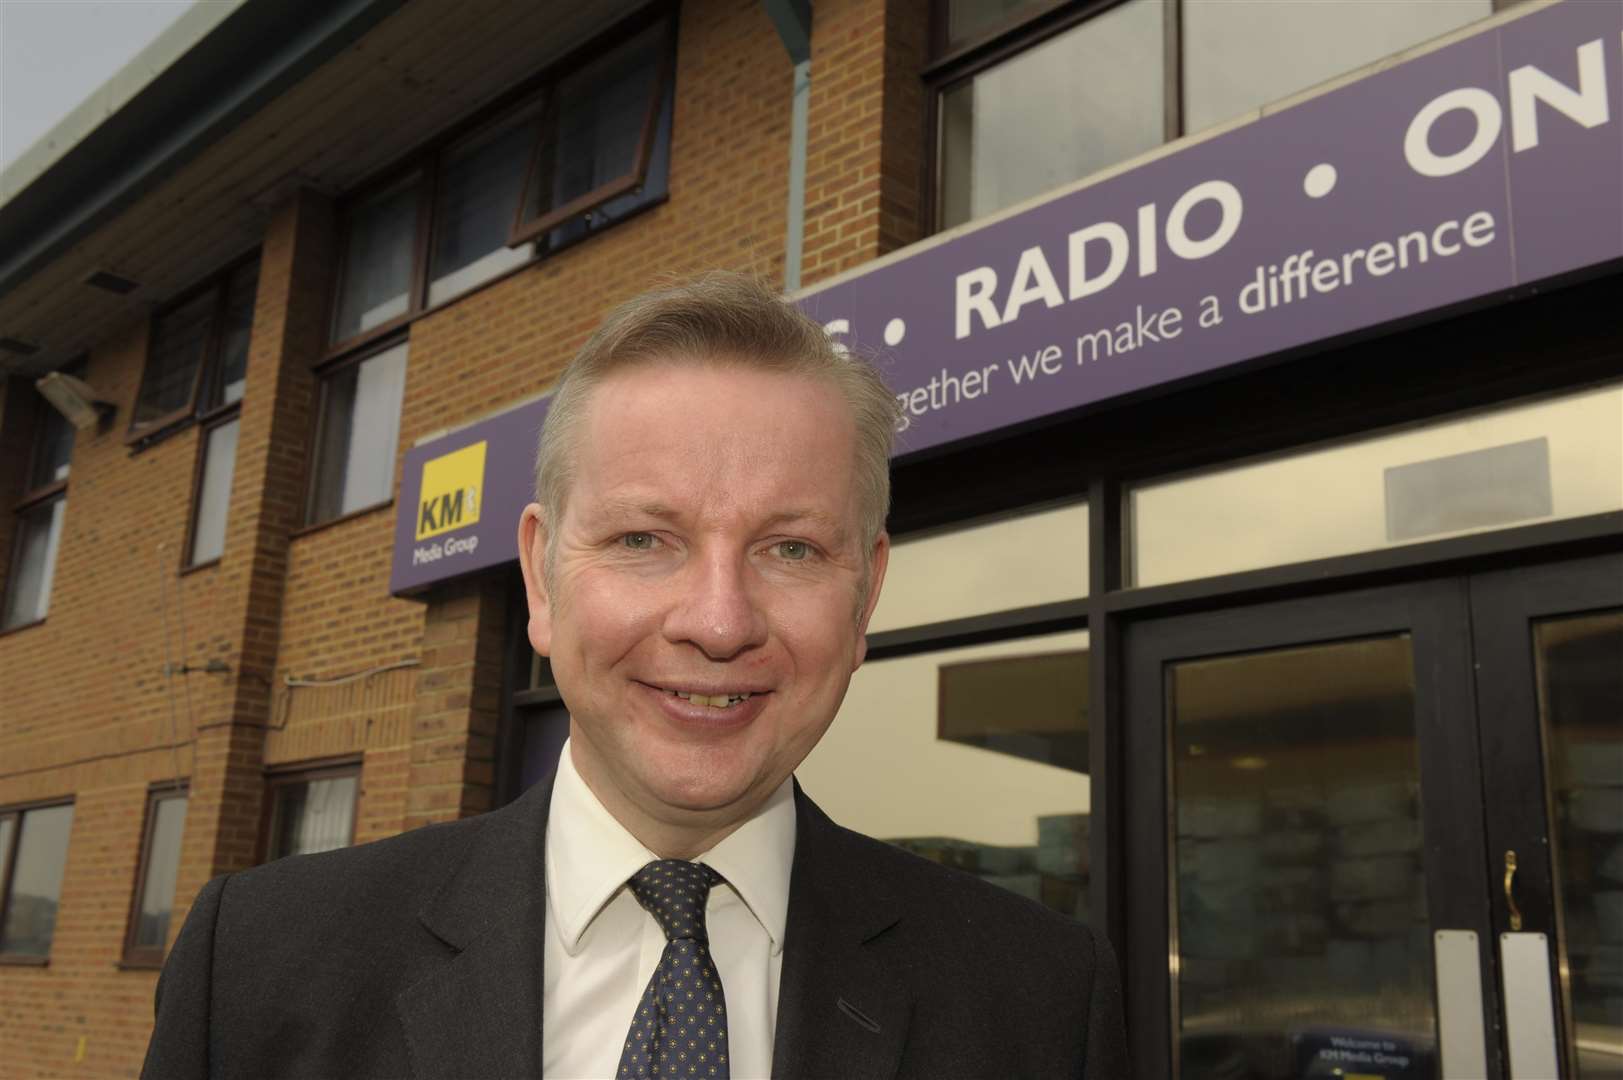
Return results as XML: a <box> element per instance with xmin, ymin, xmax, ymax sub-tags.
<box><xmin>391</xmin><ymin>0</ymin><xmax>1622</xmax><ymax>595</ymax></box>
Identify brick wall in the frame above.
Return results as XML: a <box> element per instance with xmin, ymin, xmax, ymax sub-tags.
<box><xmin>0</xmin><ymin>0</ymin><xmax>916</xmax><ymax>1073</ymax></box>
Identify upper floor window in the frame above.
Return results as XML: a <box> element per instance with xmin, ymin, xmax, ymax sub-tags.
<box><xmin>0</xmin><ymin>801</ymin><xmax>75</xmax><ymax>960</ymax></box>
<box><xmin>307</xmin><ymin>340</ymin><xmax>409</xmax><ymax>525</ymax></box>
<box><xmin>3</xmin><ymin>371</ymin><xmax>77</xmax><ymax>631</ymax></box>
<box><xmin>129</xmin><ymin>256</ymin><xmax>259</xmax><ymax>442</ymax></box>
<box><xmin>929</xmin><ymin>0</ymin><xmax>1495</xmax><ymax>231</ymax></box>
<box><xmin>329</xmin><ymin>11</ymin><xmax>675</xmax><ymax>351</ymax></box>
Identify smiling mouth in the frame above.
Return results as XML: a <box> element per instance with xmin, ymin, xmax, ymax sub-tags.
<box><xmin>651</xmin><ymin>685</ymin><xmax>761</xmax><ymax>709</ymax></box>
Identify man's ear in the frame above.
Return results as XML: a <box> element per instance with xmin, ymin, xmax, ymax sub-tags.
<box><xmin>851</xmin><ymin>531</ymin><xmax>890</xmax><ymax>671</ymax></box>
<box><xmin>517</xmin><ymin>503</ymin><xmax>553</xmax><ymax>656</ymax></box>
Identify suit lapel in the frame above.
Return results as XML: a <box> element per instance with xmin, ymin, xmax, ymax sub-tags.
<box><xmin>395</xmin><ymin>776</ymin><xmax>555</xmax><ymax>1080</ymax></box>
<box><xmin>772</xmin><ymin>784</ymin><xmax>911</xmax><ymax>1080</ymax></box>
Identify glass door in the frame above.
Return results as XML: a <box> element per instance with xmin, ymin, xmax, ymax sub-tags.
<box><xmin>1472</xmin><ymin>554</ymin><xmax>1623</xmax><ymax>1080</ymax></box>
<box><xmin>1123</xmin><ymin>553</ymin><xmax>1623</xmax><ymax>1079</ymax></box>
<box><xmin>1125</xmin><ymin>579</ymin><xmax>1496</xmax><ymax>1079</ymax></box>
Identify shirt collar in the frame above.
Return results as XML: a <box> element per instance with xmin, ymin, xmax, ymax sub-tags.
<box><xmin>545</xmin><ymin>739</ymin><xmax>797</xmax><ymax>957</ymax></box>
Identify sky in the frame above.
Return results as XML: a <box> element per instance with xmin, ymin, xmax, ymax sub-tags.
<box><xmin>0</xmin><ymin>0</ymin><xmax>199</xmax><ymax>172</ymax></box>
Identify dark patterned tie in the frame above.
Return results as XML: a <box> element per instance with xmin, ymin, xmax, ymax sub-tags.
<box><xmin>617</xmin><ymin>860</ymin><xmax>730</xmax><ymax>1079</ymax></box>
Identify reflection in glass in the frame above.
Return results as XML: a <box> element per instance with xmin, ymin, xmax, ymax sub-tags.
<box><xmin>938</xmin><ymin>0</ymin><xmax>1162</xmax><ymax>229</ymax></box>
<box><xmin>868</xmin><ymin>502</ymin><xmax>1087</xmax><ymax>634</ymax></box>
<box><xmin>1169</xmin><ymin>636</ymin><xmax>1435</xmax><ymax>1079</ymax></box>
<box><xmin>429</xmin><ymin>112</ymin><xmax>538</xmax><ymax>305</ymax></box>
<box><xmin>1132</xmin><ymin>382</ymin><xmax>1623</xmax><ymax>587</ymax></box>
<box><xmin>2</xmin><ymin>497</ymin><xmax>66</xmax><ymax>630</ymax></box>
<box><xmin>133</xmin><ymin>795</ymin><xmax>188</xmax><ymax>950</ymax></box>
<box><xmin>189</xmin><ymin>418</ymin><xmax>239</xmax><ymax>566</ymax></box>
<box><xmin>332</xmin><ymin>175</ymin><xmax>419</xmax><ymax>342</ymax></box>
<box><xmin>269</xmin><ymin>776</ymin><xmax>358</xmax><ymax>861</ymax></box>
<box><xmin>29</xmin><ymin>395</ymin><xmax>74</xmax><ymax>489</ymax></box>
<box><xmin>1184</xmin><ymin>0</ymin><xmax>1491</xmax><ymax>134</ymax></box>
<box><xmin>137</xmin><ymin>290</ymin><xmax>216</xmax><ymax>425</ymax></box>
<box><xmin>944</xmin><ymin>0</ymin><xmax>1053</xmax><ymax>51</ymax></box>
<box><xmin>213</xmin><ymin>261</ymin><xmax>259</xmax><ymax>407</ymax></box>
<box><xmin>0</xmin><ymin>803</ymin><xmax>75</xmax><ymax>956</ymax></box>
<box><xmin>310</xmin><ymin>342</ymin><xmax>408</xmax><ymax>523</ymax></box>
<box><xmin>1537</xmin><ymin>610</ymin><xmax>1623</xmax><ymax>1080</ymax></box>
<box><xmin>798</xmin><ymin>631</ymin><xmax>1091</xmax><ymax>920</ymax></box>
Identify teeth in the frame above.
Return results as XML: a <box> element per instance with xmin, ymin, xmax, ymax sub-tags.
<box><xmin>669</xmin><ymin>690</ymin><xmax>751</xmax><ymax>708</ymax></box>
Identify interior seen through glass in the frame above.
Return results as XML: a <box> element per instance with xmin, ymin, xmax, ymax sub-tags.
<box><xmin>799</xmin><ymin>630</ymin><xmax>1091</xmax><ymax>921</ymax></box>
<box><xmin>1536</xmin><ymin>610</ymin><xmax>1623</xmax><ymax>1080</ymax></box>
<box><xmin>1169</xmin><ymin>635</ymin><xmax>1435</xmax><ymax>1079</ymax></box>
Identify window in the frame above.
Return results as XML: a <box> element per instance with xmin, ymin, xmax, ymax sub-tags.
<box><xmin>187</xmin><ymin>416</ymin><xmax>240</xmax><ymax>567</ymax></box>
<box><xmin>0</xmin><ymin>802</ymin><xmax>75</xmax><ymax>960</ymax></box>
<box><xmin>308</xmin><ymin>340</ymin><xmax>409</xmax><ymax>525</ymax></box>
<box><xmin>123</xmin><ymin>787</ymin><xmax>188</xmax><ymax>966</ymax></box>
<box><xmin>929</xmin><ymin>0</ymin><xmax>1495</xmax><ymax>231</ymax></box>
<box><xmin>3</xmin><ymin>375</ymin><xmax>76</xmax><ymax>631</ymax></box>
<box><xmin>130</xmin><ymin>256</ymin><xmax>259</xmax><ymax>441</ymax></box>
<box><xmin>328</xmin><ymin>10</ymin><xmax>675</xmax><ymax>351</ymax></box>
<box><xmin>263</xmin><ymin>767</ymin><xmax>359</xmax><ymax>862</ymax></box>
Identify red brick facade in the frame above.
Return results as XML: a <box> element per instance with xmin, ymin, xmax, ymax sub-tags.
<box><xmin>0</xmin><ymin>1</ymin><xmax>917</xmax><ymax>1074</ymax></box>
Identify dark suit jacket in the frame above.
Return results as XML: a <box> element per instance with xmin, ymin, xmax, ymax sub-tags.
<box><xmin>142</xmin><ymin>777</ymin><xmax>1127</xmax><ymax>1079</ymax></box>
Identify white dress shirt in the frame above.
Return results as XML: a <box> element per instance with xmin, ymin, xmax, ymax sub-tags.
<box><xmin>542</xmin><ymin>740</ymin><xmax>796</xmax><ymax>1080</ymax></box>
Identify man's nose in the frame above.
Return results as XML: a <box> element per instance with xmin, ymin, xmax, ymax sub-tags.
<box><xmin>662</xmin><ymin>548</ymin><xmax>768</xmax><ymax>661</ymax></box>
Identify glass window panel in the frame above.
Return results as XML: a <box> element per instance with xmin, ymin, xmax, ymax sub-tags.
<box><xmin>270</xmin><ymin>776</ymin><xmax>358</xmax><ymax>860</ymax></box>
<box><xmin>1131</xmin><ymin>381</ymin><xmax>1623</xmax><ymax>587</ymax></box>
<box><xmin>212</xmin><ymin>262</ymin><xmax>259</xmax><ymax>407</ymax></box>
<box><xmin>1535</xmin><ymin>610</ymin><xmax>1623</xmax><ymax>1080</ymax></box>
<box><xmin>0</xmin><ymin>803</ymin><xmax>75</xmax><ymax>957</ymax></box>
<box><xmin>133</xmin><ymin>794</ymin><xmax>188</xmax><ymax>950</ymax></box>
<box><xmin>429</xmin><ymin>112</ymin><xmax>539</xmax><ymax>305</ymax></box>
<box><xmin>1184</xmin><ymin>1</ymin><xmax>1492</xmax><ymax>135</ymax></box>
<box><xmin>135</xmin><ymin>291</ymin><xmax>215</xmax><ymax>427</ymax></box>
<box><xmin>944</xmin><ymin>0</ymin><xmax>1057</xmax><ymax>52</ymax></box>
<box><xmin>28</xmin><ymin>395</ymin><xmax>73</xmax><ymax>489</ymax></box>
<box><xmin>868</xmin><ymin>502</ymin><xmax>1087</xmax><ymax>633</ymax></box>
<box><xmin>798</xmin><ymin>630</ymin><xmax>1091</xmax><ymax>919</ymax></box>
<box><xmin>0</xmin><ymin>818</ymin><xmax>13</xmax><ymax>887</ymax></box>
<box><xmin>1169</xmin><ymin>636</ymin><xmax>1433</xmax><ymax>1079</ymax></box>
<box><xmin>332</xmin><ymin>175</ymin><xmax>420</xmax><ymax>342</ymax></box>
<box><xmin>522</xmin><ymin>23</ymin><xmax>666</xmax><ymax>236</ymax></box>
<box><xmin>310</xmin><ymin>342</ymin><xmax>409</xmax><ymax>523</ymax></box>
<box><xmin>938</xmin><ymin>0</ymin><xmax>1163</xmax><ymax>230</ymax></box>
<box><xmin>189</xmin><ymin>418</ymin><xmax>240</xmax><ymax>566</ymax></box>
<box><xmin>3</xmin><ymin>496</ymin><xmax>66</xmax><ymax>630</ymax></box>
<box><xmin>543</xmin><ymin>87</ymin><xmax>674</xmax><ymax>252</ymax></box>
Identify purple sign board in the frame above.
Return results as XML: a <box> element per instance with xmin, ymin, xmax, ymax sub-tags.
<box><xmin>798</xmin><ymin>0</ymin><xmax>1622</xmax><ymax>458</ymax></box>
<box><xmin>392</xmin><ymin>0</ymin><xmax>1621</xmax><ymax>595</ymax></box>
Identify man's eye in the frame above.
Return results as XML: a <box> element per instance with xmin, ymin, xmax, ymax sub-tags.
<box><xmin>621</xmin><ymin>532</ymin><xmax>656</xmax><ymax>551</ymax></box>
<box><xmin>775</xmin><ymin>540</ymin><xmax>811</xmax><ymax>561</ymax></box>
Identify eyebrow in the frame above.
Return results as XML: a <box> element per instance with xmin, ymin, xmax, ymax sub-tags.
<box><xmin>592</xmin><ymin>499</ymin><xmax>850</xmax><ymax>545</ymax></box>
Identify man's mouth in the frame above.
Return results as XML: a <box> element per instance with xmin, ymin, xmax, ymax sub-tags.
<box><xmin>650</xmin><ymin>685</ymin><xmax>761</xmax><ymax>709</ymax></box>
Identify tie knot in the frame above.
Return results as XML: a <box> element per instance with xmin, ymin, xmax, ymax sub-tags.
<box><xmin>627</xmin><ymin>859</ymin><xmax>723</xmax><ymax>944</ymax></box>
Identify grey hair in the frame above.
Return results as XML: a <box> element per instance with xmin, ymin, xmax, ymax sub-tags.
<box><xmin>534</xmin><ymin>271</ymin><xmax>899</xmax><ymax>581</ymax></box>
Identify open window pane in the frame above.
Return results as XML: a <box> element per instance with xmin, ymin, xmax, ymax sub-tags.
<box><xmin>269</xmin><ymin>775</ymin><xmax>357</xmax><ymax>860</ymax></box>
<box><xmin>429</xmin><ymin>111</ymin><xmax>539</xmax><ymax>305</ymax></box>
<box><xmin>135</xmin><ymin>291</ymin><xmax>216</xmax><ymax>428</ymax></box>
<box><xmin>1184</xmin><ymin>1</ymin><xmax>1492</xmax><ymax>135</ymax></box>
<box><xmin>332</xmin><ymin>175</ymin><xmax>420</xmax><ymax>343</ymax></box>
<box><xmin>0</xmin><ymin>803</ymin><xmax>75</xmax><ymax>957</ymax></box>
<box><xmin>514</xmin><ymin>20</ymin><xmax>670</xmax><ymax>244</ymax></box>
<box><xmin>189</xmin><ymin>418</ymin><xmax>239</xmax><ymax>566</ymax></box>
<box><xmin>3</xmin><ymin>496</ymin><xmax>66</xmax><ymax>630</ymax></box>
<box><xmin>310</xmin><ymin>342</ymin><xmax>409</xmax><ymax>523</ymax></box>
<box><xmin>938</xmin><ymin>0</ymin><xmax>1163</xmax><ymax>229</ymax></box>
<box><xmin>211</xmin><ymin>262</ymin><xmax>259</xmax><ymax>408</ymax></box>
<box><xmin>131</xmin><ymin>794</ymin><xmax>187</xmax><ymax>951</ymax></box>
<box><xmin>28</xmin><ymin>394</ymin><xmax>74</xmax><ymax>490</ymax></box>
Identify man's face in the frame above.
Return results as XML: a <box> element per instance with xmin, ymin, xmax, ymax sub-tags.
<box><xmin>519</xmin><ymin>361</ymin><xmax>888</xmax><ymax>834</ymax></box>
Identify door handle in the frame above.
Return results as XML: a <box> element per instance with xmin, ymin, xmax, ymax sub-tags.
<box><xmin>1503</xmin><ymin>850</ymin><xmax>1523</xmax><ymax>932</ymax></box>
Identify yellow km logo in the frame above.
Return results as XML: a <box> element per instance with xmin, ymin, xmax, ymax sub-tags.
<box><xmin>416</xmin><ymin>441</ymin><xmax>486</xmax><ymax>540</ymax></box>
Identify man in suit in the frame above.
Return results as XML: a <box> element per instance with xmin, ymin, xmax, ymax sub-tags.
<box><xmin>142</xmin><ymin>273</ymin><xmax>1127</xmax><ymax>1079</ymax></box>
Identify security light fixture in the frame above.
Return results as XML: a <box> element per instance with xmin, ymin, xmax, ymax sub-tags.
<box><xmin>84</xmin><ymin>270</ymin><xmax>140</xmax><ymax>295</ymax></box>
<box><xmin>36</xmin><ymin>371</ymin><xmax>115</xmax><ymax>430</ymax></box>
